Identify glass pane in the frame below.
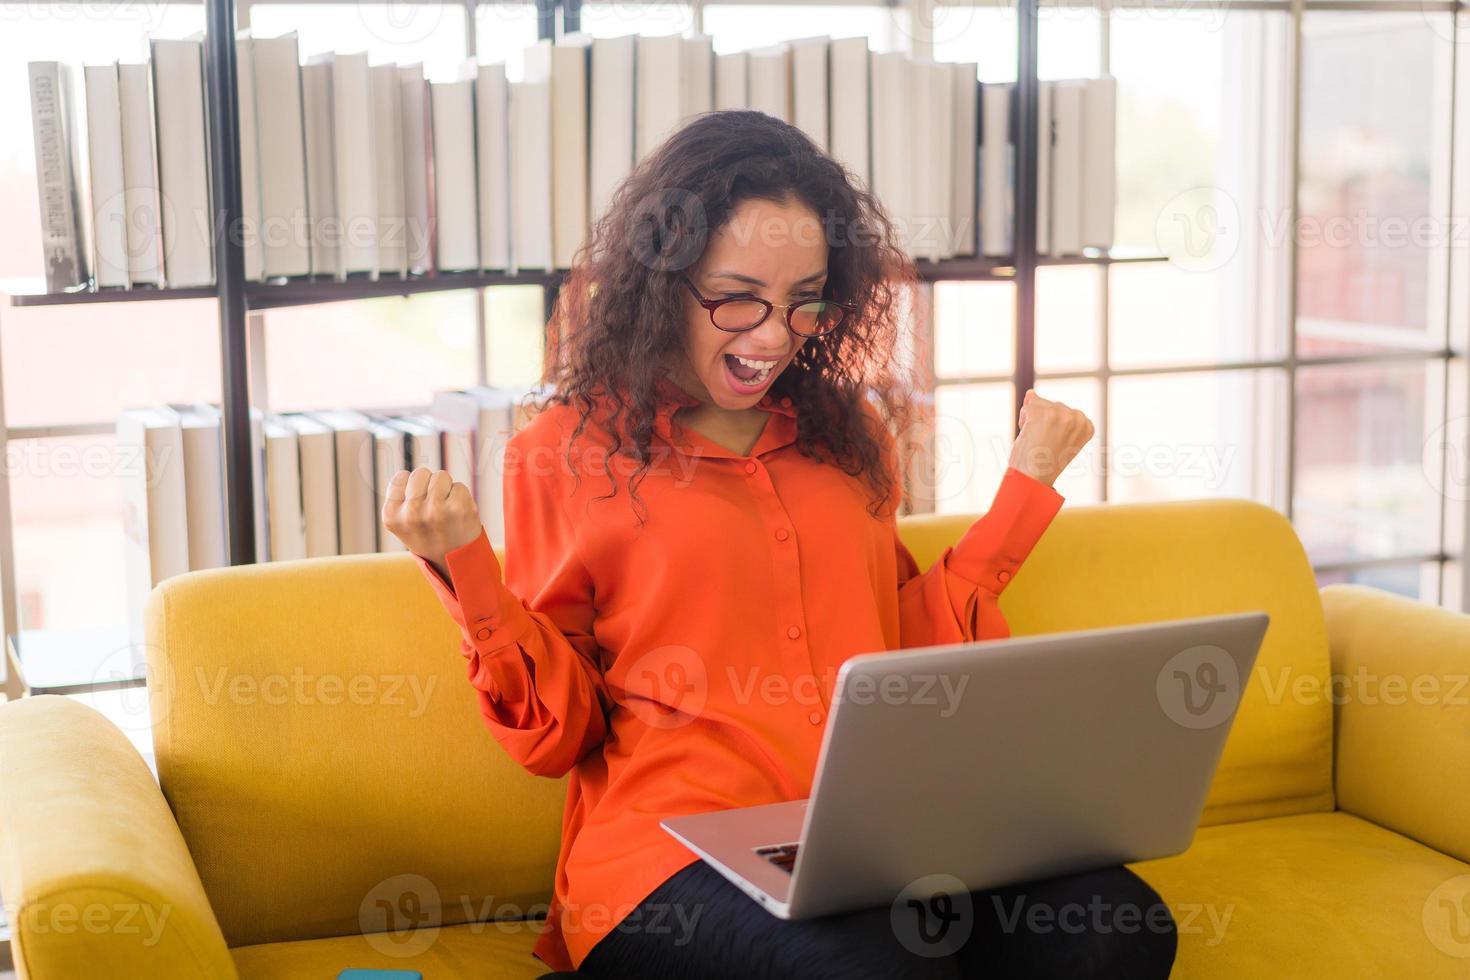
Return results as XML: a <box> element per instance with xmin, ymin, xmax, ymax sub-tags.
<box><xmin>1108</xmin><ymin>369</ymin><xmax>1287</xmax><ymax>506</ymax></box>
<box><xmin>10</xmin><ymin>434</ymin><xmax>129</xmax><ymax>632</ymax></box>
<box><xmin>475</xmin><ymin>4</ymin><xmax>540</xmax><ymax>66</ymax></box>
<box><xmin>934</xmin><ymin>5</ymin><xmax>1099</xmax><ymax>82</ymax></box>
<box><xmin>1297</xmin><ymin>12</ymin><xmax>1453</xmax><ymax>355</ymax></box>
<box><xmin>3</xmin><ymin>302</ymin><xmax>222</xmax><ymax>427</ymax></box>
<box><xmin>265</xmin><ymin>292</ymin><xmax>478</xmax><ymax>412</ymax></box>
<box><xmin>579</xmin><ymin>4</ymin><xmax>694</xmax><ymax>40</ymax></box>
<box><xmin>1028</xmin><ymin>377</ymin><xmax>1102</xmax><ymax>505</ymax></box>
<box><xmin>933</xmin><ymin>382</ymin><xmax>1015</xmax><ymax>515</ymax></box>
<box><xmin>1294</xmin><ymin>361</ymin><xmax>1441</xmax><ymax>563</ymax></box>
<box><xmin>486</xmin><ymin>285</ymin><xmax>546</xmax><ymax>387</ymax></box>
<box><xmin>1315</xmin><ymin>561</ymin><xmax>1441</xmax><ymax>604</ymax></box>
<box><xmin>1036</xmin><ymin>265</ymin><xmax>1101</xmax><ymax>373</ymax></box>
<box><xmin>704</xmin><ymin>6</ymin><xmax>884</xmax><ymax>53</ymax></box>
<box><xmin>249</xmin><ymin>4</ymin><xmax>468</xmax><ymax>81</ymax></box>
<box><xmin>1111</xmin><ymin>12</ymin><xmax>1292</xmax><ymax>366</ymax></box>
<box><xmin>933</xmin><ymin>281</ymin><xmax>1013</xmax><ymax>380</ymax></box>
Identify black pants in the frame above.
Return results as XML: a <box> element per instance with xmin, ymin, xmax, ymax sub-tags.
<box><xmin>565</xmin><ymin>859</ymin><xmax>1177</xmax><ymax>979</ymax></box>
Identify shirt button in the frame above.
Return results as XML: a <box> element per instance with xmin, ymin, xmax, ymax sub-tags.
<box><xmin>476</xmin><ymin>627</ymin><xmax>492</xmax><ymax>640</ymax></box>
<box><xmin>787</xmin><ymin>626</ymin><xmax>802</xmax><ymax>640</ymax></box>
<box><xmin>744</xmin><ymin>461</ymin><xmax>758</xmax><ymax>475</ymax></box>
<box><xmin>997</xmin><ymin>570</ymin><xmax>1011</xmax><ymax>584</ymax></box>
<box><xmin>775</xmin><ymin>528</ymin><xmax>790</xmax><ymax>541</ymax></box>
<box><xmin>780</xmin><ymin>397</ymin><xmax>793</xmax><ymax>408</ymax></box>
<box><xmin>808</xmin><ymin>711</ymin><xmax>823</xmax><ymax>725</ymax></box>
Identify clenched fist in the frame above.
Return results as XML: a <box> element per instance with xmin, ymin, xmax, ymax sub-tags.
<box><xmin>1008</xmin><ymin>388</ymin><xmax>1095</xmax><ymax>488</ymax></box>
<box><xmin>381</xmin><ymin>468</ymin><xmax>483</xmax><ymax>581</ymax></box>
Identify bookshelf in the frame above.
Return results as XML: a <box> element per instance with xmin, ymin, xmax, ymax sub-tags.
<box><xmin>0</xmin><ymin>0</ymin><xmax>1167</xmax><ymax>694</ymax></box>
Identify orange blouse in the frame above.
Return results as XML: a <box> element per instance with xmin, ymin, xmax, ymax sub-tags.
<box><xmin>412</xmin><ymin>376</ymin><xmax>1065</xmax><ymax>971</ymax></box>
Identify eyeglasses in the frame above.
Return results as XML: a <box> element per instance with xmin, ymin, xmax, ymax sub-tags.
<box><xmin>682</xmin><ymin>277</ymin><xmax>854</xmax><ymax>338</ymax></box>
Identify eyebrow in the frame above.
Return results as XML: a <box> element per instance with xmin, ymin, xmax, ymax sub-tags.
<box><xmin>707</xmin><ymin>270</ymin><xmax>827</xmax><ymax>288</ymax></box>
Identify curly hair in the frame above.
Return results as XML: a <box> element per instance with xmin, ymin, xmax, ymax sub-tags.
<box><xmin>536</xmin><ymin>109</ymin><xmax>929</xmax><ymax>524</ymax></box>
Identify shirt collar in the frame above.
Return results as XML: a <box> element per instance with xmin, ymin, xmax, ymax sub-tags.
<box><xmin>654</xmin><ymin>375</ymin><xmax>799</xmax><ymax>419</ymax></box>
<box><xmin>651</xmin><ymin>375</ymin><xmax>799</xmax><ymax>459</ymax></box>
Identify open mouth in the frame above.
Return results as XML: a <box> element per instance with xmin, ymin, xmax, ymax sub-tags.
<box><xmin>723</xmin><ymin>353</ymin><xmax>779</xmax><ymax>393</ymax></box>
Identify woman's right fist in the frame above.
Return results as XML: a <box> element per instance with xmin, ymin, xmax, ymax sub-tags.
<box><xmin>381</xmin><ymin>468</ymin><xmax>483</xmax><ymax>574</ymax></box>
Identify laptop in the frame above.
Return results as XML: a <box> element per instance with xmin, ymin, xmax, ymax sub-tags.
<box><xmin>661</xmin><ymin>611</ymin><xmax>1269</xmax><ymax>920</ymax></box>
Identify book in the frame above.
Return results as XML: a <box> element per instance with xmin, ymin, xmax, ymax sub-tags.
<box><xmin>635</xmin><ymin>34</ymin><xmax>683</xmax><ymax>160</ymax></box>
<box><xmin>790</xmin><ymin>37</ymin><xmax>829</xmax><ymax>151</ymax></box>
<box><xmin>476</xmin><ymin>61</ymin><xmax>512</xmax><ymax>271</ymax></box>
<box><xmin>538</xmin><ymin>36</ymin><xmax>591</xmax><ymax>269</ymax></box>
<box><xmin>682</xmin><ymin>34</ymin><xmax>714</xmax><ymax>119</ymax></box>
<box><xmin>311</xmin><ymin>410</ymin><xmax>377</xmax><ymax>554</ymax></box>
<box><xmin>117</xmin><ymin>63</ymin><xmax>163</xmax><ymax>286</ymax></box>
<box><xmin>430</xmin><ymin>72</ymin><xmax>478</xmax><ymax>272</ymax></box>
<box><xmin>367</xmin><ymin>419</ymin><xmax>407</xmax><ymax>553</ymax></box>
<box><xmin>263</xmin><ymin>414</ymin><xmax>306</xmax><ymax>562</ymax></box>
<box><xmin>83</xmin><ymin>63</ymin><xmax>129</xmax><ymax>288</ymax></box>
<box><xmin>301</xmin><ymin>58</ymin><xmax>340</xmax><ymax>277</ymax></box>
<box><xmin>713</xmin><ymin>51</ymin><xmax>748</xmax><ymax>111</ymax></box>
<box><xmin>748</xmin><ymin>43</ymin><xmax>792</xmax><ymax>123</ymax></box>
<box><xmin>247</xmin><ymin>33</ymin><xmax>310</xmax><ymax>278</ymax></box>
<box><xmin>979</xmin><ymin>82</ymin><xmax>1013</xmax><ymax>257</ymax></box>
<box><xmin>28</xmin><ymin>62</ymin><xmax>89</xmax><ymax>291</ymax></box>
<box><xmin>1037</xmin><ymin>80</ymin><xmax>1053</xmax><ymax>256</ymax></box>
<box><xmin>118</xmin><ymin>407</ymin><xmax>188</xmax><ymax>654</ymax></box>
<box><xmin>169</xmin><ymin>403</ymin><xmax>228</xmax><ymax>571</ymax></box>
<box><xmin>250</xmin><ymin>406</ymin><xmax>268</xmax><ymax>563</ymax></box>
<box><xmin>828</xmin><ymin>38</ymin><xmax>869</xmax><ymax>188</ymax></box>
<box><xmin>431</xmin><ymin>386</ymin><xmax>528</xmax><ymax>549</ymax></box>
<box><xmin>1081</xmin><ymin>75</ymin><xmax>1117</xmax><ymax>252</ymax></box>
<box><xmin>589</xmin><ymin>36</ymin><xmax>635</xmax><ymax>225</ymax></box>
<box><xmin>331</xmin><ymin>52</ymin><xmax>378</xmax><ymax>277</ymax></box>
<box><xmin>383</xmin><ymin>415</ymin><xmax>443</xmax><ymax>471</ymax></box>
<box><xmin>948</xmin><ymin>63</ymin><xmax>978</xmax><ymax>258</ymax></box>
<box><xmin>399</xmin><ymin>64</ymin><xmax>434</xmax><ymax>274</ymax></box>
<box><xmin>151</xmin><ymin>38</ymin><xmax>214</xmax><ymax>288</ymax></box>
<box><xmin>372</xmin><ymin>63</ymin><xmax>408</xmax><ymax>278</ymax></box>
<box><xmin>510</xmin><ymin>74</ymin><xmax>553</xmax><ymax>272</ymax></box>
<box><xmin>869</xmin><ymin>51</ymin><xmax>911</xmax><ymax>254</ymax></box>
<box><xmin>910</xmin><ymin>59</ymin><xmax>951</xmax><ymax>262</ymax></box>
<box><xmin>1049</xmin><ymin>79</ymin><xmax>1084</xmax><ymax>256</ymax></box>
<box><xmin>282</xmin><ymin>413</ymin><xmax>338</xmax><ymax>557</ymax></box>
<box><xmin>234</xmin><ymin>35</ymin><xmax>265</xmax><ymax>281</ymax></box>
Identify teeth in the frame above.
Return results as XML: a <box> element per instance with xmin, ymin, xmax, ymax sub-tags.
<box><xmin>734</xmin><ymin>354</ymin><xmax>778</xmax><ymax>370</ymax></box>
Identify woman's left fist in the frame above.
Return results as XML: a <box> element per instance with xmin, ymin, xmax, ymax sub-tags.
<box><xmin>1008</xmin><ymin>388</ymin><xmax>1094</xmax><ymax>488</ymax></box>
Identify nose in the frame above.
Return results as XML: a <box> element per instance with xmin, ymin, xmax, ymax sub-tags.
<box><xmin>749</xmin><ymin>309</ymin><xmax>790</xmax><ymax>352</ymax></box>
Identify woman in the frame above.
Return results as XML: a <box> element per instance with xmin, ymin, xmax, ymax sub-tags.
<box><xmin>382</xmin><ymin>110</ymin><xmax>1176</xmax><ymax>978</ymax></box>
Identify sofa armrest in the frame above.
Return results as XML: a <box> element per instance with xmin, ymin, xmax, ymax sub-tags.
<box><xmin>1321</xmin><ymin>583</ymin><xmax>1470</xmax><ymax>864</ymax></box>
<box><xmin>0</xmin><ymin>696</ymin><xmax>236</xmax><ymax>978</ymax></box>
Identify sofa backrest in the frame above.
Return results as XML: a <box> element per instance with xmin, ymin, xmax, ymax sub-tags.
<box><xmin>145</xmin><ymin>553</ymin><xmax>565</xmax><ymax>948</ymax></box>
<box><xmin>899</xmin><ymin>497</ymin><xmax>1335</xmax><ymax>827</ymax></box>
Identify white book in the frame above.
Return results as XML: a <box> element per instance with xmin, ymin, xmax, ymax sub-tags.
<box><xmin>301</xmin><ymin>58</ymin><xmax>339</xmax><ymax>277</ymax></box>
<box><xmin>682</xmin><ymin>34</ymin><xmax>713</xmax><ymax>120</ymax></box>
<box><xmin>28</xmin><ymin>62</ymin><xmax>89</xmax><ymax>291</ymax></box>
<box><xmin>83</xmin><ymin>63</ymin><xmax>129</xmax><ymax>288</ymax></box>
<box><xmin>1050</xmin><ymin>79</ymin><xmax>1084</xmax><ymax>256</ymax></box>
<box><xmin>282</xmin><ymin>413</ymin><xmax>338</xmax><ymax>557</ymax></box>
<box><xmin>533</xmin><ymin>37</ymin><xmax>591</xmax><ymax>270</ymax></box>
<box><xmin>250</xmin><ymin>406</ymin><xmax>267</xmax><ymax>563</ymax></box>
<box><xmin>151</xmin><ymin>38</ymin><xmax>213</xmax><ymax>288</ymax></box>
<box><xmin>367</xmin><ymin>419</ymin><xmax>407</xmax><ymax>553</ymax></box>
<box><xmin>1036</xmin><ymin>80</ymin><xmax>1054</xmax><ymax>256</ymax></box>
<box><xmin>829</xmin><ymin>38</ymin><xmax>869</xmax><ymax>188</ymax></box>
<box><xmin>248</xmin><ymin>33</ymin><xmax>310</xmax><ymax>278</ymax></box>
<box><xmin>330</xmin><ymin>52</ymin><xmax>377</xmax><ymax>277</ymax></box>
<box><xmin>234</xmin><ymin>35</ymin><xmax>264</xmax><ymax>282</ymax></box>
<box><xmin>790</xmin><ymin>37</ymin><xmax>829</xmax><ymax>151</ymax></box>
<box><xmin>950</xmin><ymin>63</ymin><xmax>978</xmax><ymax>258</ymax></box>
<box><xmin>310</xmin><ymin>410</ymin><xmax>377</xmax><ymax>554</ymax></box>
<box><xmin>168</xmin><ymin>402</ymin><xmax>227</xmax><ymax>572</ymax></box>
<box><xmin>589</xmin><ymin>37</ymin><xmax>635</xmax><ymax>225</ymax></box>
<box><xmin>911</xmin><ymin>59</ymin><xmax>951</xmax><ymax>262</ymax></box>
<box><xmin>399</xmin><ymin>64</ymin><xmax>434</xmax><ymax>274</ymax></box>
<box><xmin>748</xmin><ymin>43</ymin><xmax>792</xmax><ymax>123</ymax></box>
<box><xmin>476</xmin><ymin>61</ymin><xmax>512</xmax><ymax>270</ymax></box>
<box><xmin>1081</xmin><ymin>75</ymin><xmax>1117</xmax><ymax>252</ymax></box>
<box><xmin>510</xmin><ymin>77</ymin><xmax>553</xmax><ymax>272</ymax></box>
<box><xmin>635</xmin><ymin>34</ymin><xmax>683</xmax><ymax>160</ymax></box>
<box><xmin>118</xmin><ymin>407</ymin><xmax>188</xmax><ymax>654</ymax></box>
<box><xmin>870</xmin><ymin>52</ymin><xmax>911</xmax><ymax>256</ymax></box>
<box><xmin>714</xmin><ymin>52</ymin><xmax>748</xmax><ymax>111</ymax></box>
<box><xmin>117</xmin><ymin>63</ymin><xmax>163</xmax><ymax>286</ymax></box>
<box><xmin>263</xmin><ymin>414</ymin><xmax>306</xmax><ymax>562</ymax></box>
<box><xmin>431</xmin><ymin>387</ymin><xmax>522</xmax><ymax>549</ymax></box>
<box><xmin>431</xmin><ymin>75</ymin><xmax>479</xmax><ymax>272</ymax></box>
<box><xmin>980</xmin><ymin>82</ymin><xmax>1013</xmax><ymax>257</ymax></box>
<box><xmin>384</xmin><ymin>415</ymin><xmax>442</xmax><ymax>471</ymax></box>
<box><xmin>372</xmin><ymin>63</ymin><xmax>407</xmax><ymax>278</ymax></box>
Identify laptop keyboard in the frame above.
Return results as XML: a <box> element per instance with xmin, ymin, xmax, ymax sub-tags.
<box><xmin>756</xmin><ymin>843</ymin><xmax>799</xmax><ymax>872</ymax></box>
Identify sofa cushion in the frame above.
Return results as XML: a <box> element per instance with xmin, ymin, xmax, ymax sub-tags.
<box><xmin>231</xmin><ymin>921</ymin><xmax>547</xmax><ymax>979</ymax></box>
<box><xmin>900</xmin><ymin>499</ymin><xmax>1335</xmax><ymax>826</ymax></box>
<box><xmin>1130</xmin><ymin>811</ymin><xmax>1470</xmax><ymax>977</ymax></box>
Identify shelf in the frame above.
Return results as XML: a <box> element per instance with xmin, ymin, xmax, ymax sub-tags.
<box><xmin>6</xmin><ymin>626</ymin><xmax>143</xmax><ymax>695</ymax></box>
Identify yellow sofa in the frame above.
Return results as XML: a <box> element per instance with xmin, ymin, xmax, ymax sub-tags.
<box><xmin>2</xmin><ymin>498</ymin><xmax>1468</xmax><ymax>978</ymax></box>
